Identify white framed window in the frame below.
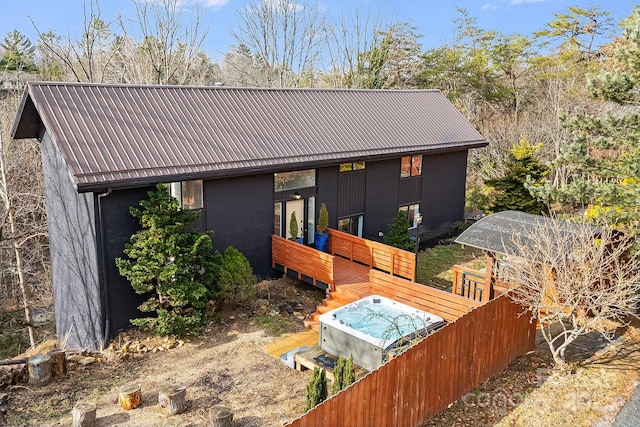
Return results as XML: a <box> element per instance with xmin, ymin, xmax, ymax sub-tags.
<box><xmin>167</xmin><ymin>180</ymin><xmax>203</xmax><ymax>209</ymax></box>
<box><xmin>274</xmin><ymin>202</ymin><xmax>282</xmax><ymax>236</ymax></box>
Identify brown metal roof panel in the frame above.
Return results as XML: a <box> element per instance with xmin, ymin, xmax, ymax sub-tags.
<box><xmin>17</xmin><ymin>83</ymin><xmax>486</xmax><ymax>190</ymax></box>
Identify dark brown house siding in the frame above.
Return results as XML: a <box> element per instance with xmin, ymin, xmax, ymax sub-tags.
<box><xmin>421</xmin><ymin>151</ymin><xmax>469</xmax><ymax>233</ymax></box>
<box><xmin>337</xmin><ymin>169</ymin><xmax>366</xmax><ymax>218</ymax></box>
<box><xmin>398</xmin><ymin>176</ymin><xmax>423</xmax><ymax>206</ymax></box>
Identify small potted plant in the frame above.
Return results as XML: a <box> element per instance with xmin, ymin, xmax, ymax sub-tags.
<box><xmin>289</xmin><ymin>211</ymin><xmax>303</xmax><ymax>243</ymax></box>
<box><xmin>314</xmin><ymin>203</ymin><xmax>329</xmax><ymax>252</ymax></box>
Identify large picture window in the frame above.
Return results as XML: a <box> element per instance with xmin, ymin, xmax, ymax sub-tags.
<box><xmin>167</xmin><ymin>180</ymin><xmax>203</xmax><ymax>209</ymax></box>
<box><xmin>274</xmin><ymin>169</ymin><xmax>316</xmax><ymax>191</ymax></box>
<box><xmin>401</xmin><ymin>155</ymin><xmax>423</xmax><ymax>178</ymax></box>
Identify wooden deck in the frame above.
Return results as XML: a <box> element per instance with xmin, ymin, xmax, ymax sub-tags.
<box><xmin>273</xmin><ymin>229</ymin><xmax>485</xmax><ymax>331</ymax></box>
<box><xmin>304</xmin><ymin>257</ymin><xmax>372</xmax><ymax>330</ymax></box>
<box><xmin>333</xmin><ymin>257</ymin><xmax>371</xmax><ymax>298</ymax></box>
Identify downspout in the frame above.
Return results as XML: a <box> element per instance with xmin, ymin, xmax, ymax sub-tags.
<box><xmin>97</xmin><ymin>188</ymin><xmax>112</xmax><ymax>349</ymax></box>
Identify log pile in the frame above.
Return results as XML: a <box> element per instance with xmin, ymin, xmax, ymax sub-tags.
<box><xmin>104</xmin><ymin>336</ymin><xmax>186</xmax><ymax>361</ymax></box>
<box><xmin>0</xmin><ymin>363</ymin><xmax>27</xmax><ymax>388</ymax></box>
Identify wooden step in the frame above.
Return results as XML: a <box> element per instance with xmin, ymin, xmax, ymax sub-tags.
<box><xmin>316</xmin><ymin>305</ymin><xmax>332</xmax><ymax>314</ymax></box>
<box><xmin>324</xmin><ymin>299</ymin><xmax>342</xmax><ymax>309</ymax></box>
<box><xmin>304</xmin><ymin>319</ymin><xmax>319</xmax><ymax>331</ymax></box>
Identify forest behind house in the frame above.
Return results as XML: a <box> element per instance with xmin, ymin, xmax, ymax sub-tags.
<box><xmin>1</xmin><ymin>0</ymin><xmax>639</xmax><ymax>357</ymax></box>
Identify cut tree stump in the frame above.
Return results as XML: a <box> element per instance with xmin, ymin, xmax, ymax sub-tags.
<box><xmin>209</xmin><ymin>406</ymin><xmax>233</xmax><ymax>427</ymax></box>
<box><xmin>118</xmin><ymin>383</ymin><xmax>142</xmax><ymax>410</ymax></box>
<box><xmin>47</xmin><ymin>350</ymin><xmax>67</xmax><ymax>377</ymax></box>
<box><xmin>27</xmin><ymin>355</ymin><xmax>51</xmax><ymax>387</ymax></box>
<box><xmin>158</xmin><ymin>386</ymin><xmax>187</xmax><ymax>416</ymax></box>
<box><xmin>71</xmin><ymin>401</ymin><xmax>97</xmax><ymax>427</ymax></box>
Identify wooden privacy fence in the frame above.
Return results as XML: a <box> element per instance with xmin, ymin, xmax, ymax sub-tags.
<box><xmin>272</xmin><ymin>235</ymin><xmax>334</xmax><ymax>289</ymax></box>
<box><xmin>285</xmin><ymin>294</ymin><xmax>536</xmax><ymax>427</ymax></box>
<box><xmin>328</xmin><ymin>229</ymin><xmax>416</xmax><ymax>281</ymax></box>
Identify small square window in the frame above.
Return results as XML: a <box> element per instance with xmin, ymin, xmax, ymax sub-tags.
<box><xmin>167</xmin><ymin>180</ymin><xmax>203</xmax><ymax>209</ymax></box>
<box><xmin>401</xmin><ymin>155</ymin><xmax>423</xmax><ymax>177</ymax></box>
<box><xmin>411</xmin><ymin>155</ymin><xmax>422</xmax><ymax>176</ymax></box>
<box><xmin>340</xmin><ymin>163</ymin><xmax>353</xmax><ymax>172</ymax></box>
<box><xmin>401</xmin><ymin>156</ymin><xmax>411</xmax><ymax>178</ymax></box>
<box><xmin>353</xmin><ymin>162</ymin><xmax>366</xmax><ymax>170</ymax></box>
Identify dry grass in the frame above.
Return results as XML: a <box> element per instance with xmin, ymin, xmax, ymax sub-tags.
<box><xmin>2</xmin><ymin>277</ymin><xmax>325</xmax><ymax>427</ymax></box>
<box><xmin>425</xmin><ymin>321</ymin><xmax>640</xmax><ymax>427</ymax></box>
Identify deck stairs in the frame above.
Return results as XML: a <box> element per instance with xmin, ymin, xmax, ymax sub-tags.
<box><xmin>304</xmin><ymin>257</ymin><xmax>371</xmax><ymax>331</ymax></box>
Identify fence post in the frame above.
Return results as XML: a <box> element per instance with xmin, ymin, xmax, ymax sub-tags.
<box><xmin>483</xmin><ymin>253</ymin><xmax>495</xmax><ymax>302</ymax></box>
<box><xmin>452</xmin><ymin>266</ymin><xmax>460</xmax><ymax>295</ymax></box>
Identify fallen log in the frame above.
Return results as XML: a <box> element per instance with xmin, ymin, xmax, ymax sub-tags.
<box><xmin>28</xmin><ymin>355</ymin><xmax>51</xmax><ymax>387</ymax></box>
<box><xmin>158</xmin><ymin>386</ymin><xmax>187</xmax><ymax>416</ymax></box>
<box><xmin>71</xmin><ymin>401</ymin><xmax>97</xmax><ymax>427</ymax></box>
<box><xmin>118</xmin><ymin>383</ymin><xmax>142</xmax><ymax>410</ymax></box>
<box><xmin>0</xmin><ymin>364</ymin><xmax>27</xmax><ymax>387</ymax></box>
<box><xmin>0</xmin><ymin>358</ymin><xmax>27</xmax><ymax>366</ymax></box>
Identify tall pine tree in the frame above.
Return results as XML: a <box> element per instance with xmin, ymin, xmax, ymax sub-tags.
<box><xmin>486</xmin><ymin>139</ymin><xmax>549</xmax><ymax>214</ymax></box>
<box><xmin>116</xmin><ymin>184</ymin><xmax>221</xmax><ymax>336</ymax></box>
<box><xmin>529</xmin><ymin>9</ymin><xmax>640</xmax><ymax>234</ymax></box>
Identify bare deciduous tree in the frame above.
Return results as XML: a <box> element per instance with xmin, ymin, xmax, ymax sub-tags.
<box><xmin>1</xmin><ymin>88</ymin><xmax>50</xmax><ymax>347</ymax></box>
<box><xmin>32</xmin><ymin>0</ymin><xmax>212</xmax><ymax>85</ymax></box>
<box><xmin>31</xmin><ymin>0</ymin><xmax>121</xmax><ymax>83</ymax></box>
<box><xmin>123</xmin><ymin>0</ymin><xmax>210</xmax><ymax>85</ymax></box>
<box><xmin>323</xmin><ymin>5</ymin><xmax>386</xmax><ymax>88</ymax></box>
<box><xmin>501</xmin><ymin>216</ymin><xmax>640</xmax><ymax>366</ymax></box>
<box><xmin>230</xmin><ymin>0</ymin><xmax>327</xmax><ymax>87</ymax></box>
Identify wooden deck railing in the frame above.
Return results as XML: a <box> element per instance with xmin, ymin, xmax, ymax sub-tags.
<box><xmin>327</xmin><ymin>229</ymin><xmax>416</xmax><ymax>281</ymax></box>
<box><xmin>271</xmin><ymin>235</ymin><xmax>335</xmax><ymax>289</ymax></box>
<box><xmin>369</xmin><ymin>269</ymin><xmax>481</xmax><ymax>321</ymax></box>
<box><xmin>452</xmin><ymin>265</ymin><xmax>490</xmax><ymax>303</ymax></box>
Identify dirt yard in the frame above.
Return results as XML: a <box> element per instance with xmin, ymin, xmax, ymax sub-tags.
<box><xmin>2</xmin><ymin>277</ymin><xmax>326</xmax><ymax>427</ymax></box>
<box><xmin>3</xmin><ymin>274</ymin><xmax>640</xmax><ymax>427</ymax></box>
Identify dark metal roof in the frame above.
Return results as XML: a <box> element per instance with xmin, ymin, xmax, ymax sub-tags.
<box><xmin>12</xmin><ymin>82</ymin><xmax>487</xmax><ymax>191</ymax></box>
<box><xmin>454</xmin><ymin>211</ymin><xmax>601</xmax><ymax>257</ymax></box>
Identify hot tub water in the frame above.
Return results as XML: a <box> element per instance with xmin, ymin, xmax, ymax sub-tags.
<box><xmin>319</xmin><ymin>295</ymin><xmax>446</xmax><ymax>371</ymax></box>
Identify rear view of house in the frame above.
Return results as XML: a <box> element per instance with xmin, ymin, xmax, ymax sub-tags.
<box><xmin>11</xmin><ymin>83</ymin><xmax>486</xmax><ymax>349</ymax></box>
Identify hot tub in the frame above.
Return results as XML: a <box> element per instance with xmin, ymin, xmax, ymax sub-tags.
<box><xmin>319</xmin><ymin>295</ymin><xmax>446</xmax><ymax>371</ymax></box>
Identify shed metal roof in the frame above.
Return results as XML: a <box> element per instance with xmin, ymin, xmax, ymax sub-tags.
<box><xmin>454</xmin><ymin>211</ymin><xmax>601</xmax><ymax>257</ymax></box>
<box><xmin>12</xmin><ymin>82</ymin><xmax>487</xmax><ymax>192</ymax></box>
